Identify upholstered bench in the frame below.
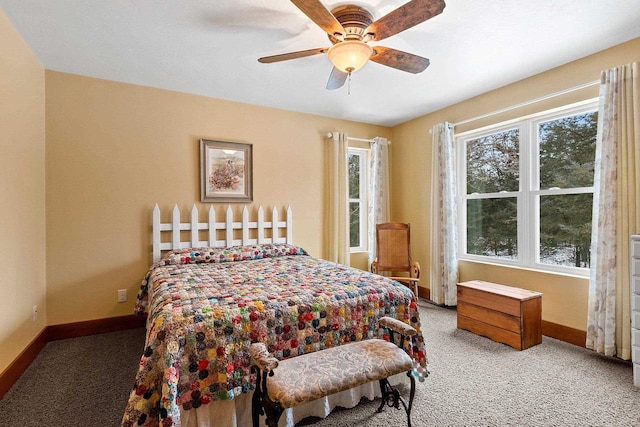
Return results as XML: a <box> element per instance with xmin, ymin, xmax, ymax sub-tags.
<box><xmin>250</xmin><ymin>316</ymin><xmax>419</xmax><ymax>427</ymax></box>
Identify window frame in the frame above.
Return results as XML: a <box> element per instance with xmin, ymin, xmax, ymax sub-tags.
<box><xmin>348</xmin><ymin>147</ymin><xmax>369</xmax><ymax>253</ymax></box>
<box><xmin>456</xmin><ymin>99</ymin><xmax>598</xmax><ymax>276</ymax></box>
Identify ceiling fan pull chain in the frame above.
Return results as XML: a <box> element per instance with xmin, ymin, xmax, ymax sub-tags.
<box><xmin>348</xmin><ymin>71</ymin><xmax>352</xmax><ymax>95</ymax></box>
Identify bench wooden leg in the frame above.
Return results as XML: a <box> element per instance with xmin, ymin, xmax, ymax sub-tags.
<box><xmin>376</xmin><ymin>372</ymin><xmax>416</xmax><ymax>427</ymax></box>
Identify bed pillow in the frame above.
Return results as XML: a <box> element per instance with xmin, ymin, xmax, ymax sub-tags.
<box><xmin>161</xmin><ymin>243</ymin><xmax>308</xmax><ymax>265</ymax></box>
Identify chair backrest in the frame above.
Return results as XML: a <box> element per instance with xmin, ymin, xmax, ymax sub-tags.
<box><xmin>375</xmin><ymin>222</ymin><xmax>412</xmax><ymax>273</ymax></box>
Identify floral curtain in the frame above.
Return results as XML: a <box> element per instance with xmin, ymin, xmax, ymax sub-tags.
<box><xmin>327</xmin><ymin>132</ymin><xmax>350</xmax><ymax>265</ymax></box>
<box><xmin>429</xmin><ymin>122</ymin><xmax>459</xmax><ymax>306</ymax></box>
<box><xmin>586</xmin><ymin>62</ymin><xmax>639</xmax><ymax>359</ymax></box>
<box><xmin>368</xmin><ymin>137</ymin><xmax>391</xmax><ymax>267</ymax></box>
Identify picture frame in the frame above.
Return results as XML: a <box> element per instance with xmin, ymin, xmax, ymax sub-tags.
<box><xmin>200</xmin><ymin>139</ymin><xmax>253</xmax><ymax>202</ymax></box>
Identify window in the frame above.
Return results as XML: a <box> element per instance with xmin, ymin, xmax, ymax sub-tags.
<box><xmin>348</xmin><ymin>148</ymin><xmax>368</xmax><ymax>252</ymax></box>
<box><xmin>457</xmin><ymin>101</ymin><xmax>598</xmax><ymax>275</ymax></box>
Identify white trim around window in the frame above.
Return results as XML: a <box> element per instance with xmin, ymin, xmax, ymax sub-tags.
<box><xmin>348</xmin><ymin>147</ymin><xmax>369</xmax><ymax>253</ymax></box>
<box><xmin>456</xmin><ymin>99</ymin><xmax>598</xmax><ymax>277</ymax></box>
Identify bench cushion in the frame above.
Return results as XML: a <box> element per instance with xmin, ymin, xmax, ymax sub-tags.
<box><xmin>266</xmin><ymin>338</ymin><xmax>413</xmax><ymax>408</ymax></box>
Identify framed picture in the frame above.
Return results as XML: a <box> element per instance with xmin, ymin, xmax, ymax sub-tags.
<box><xmin>200</xmin><ymin>139</ymin><xmax>253</xmax><ymax>202</ymax></box>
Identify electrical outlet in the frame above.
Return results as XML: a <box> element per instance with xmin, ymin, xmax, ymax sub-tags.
<box><xmin>117</xmin><ymin>289</ymin><xmax>127</xmax><ymax>303</ymax></box>
<box><xmin>32</xmin><ymin>305</ymin><xmax>38</xmax><ymax>322</ymax></box>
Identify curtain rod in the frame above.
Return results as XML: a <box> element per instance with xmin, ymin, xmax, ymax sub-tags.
<box><xmin>450</xmin><ymin>79</ymin><xmax>600</xmax><ymax>128</ymax></box>
<box><xmin>325</xmin><ymin>133</ymin><xmax>390</xmax><ymax>144</ymax></box>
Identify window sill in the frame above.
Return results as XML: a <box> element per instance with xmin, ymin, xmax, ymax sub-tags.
<box><xmin>458</xmin><ymin>258</ymin><xmax>589</xmax><ymax>280</ymax></box>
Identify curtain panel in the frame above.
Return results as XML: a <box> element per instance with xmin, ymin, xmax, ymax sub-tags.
<box><xmin>367</xmin><ymin>137</ymin><xmax>391</xmax><ymax>268</ymax></box>
<box><xmin>327</xmin><ymin>132</ymin><xmax>350</xmax><ymax>265</ymax></box>
<box><xmin>429</xmin><ymin>122</ymin><xmax>459</xmax><ymax>306</ymax></box>
<box><xmin>586</xmin><ymin>62</ymin><xmax>639</xmax><ymax>359</ymax></box>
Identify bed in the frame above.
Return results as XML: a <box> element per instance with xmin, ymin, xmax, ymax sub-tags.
<box><xmin>121</xmin><ymin>205</ymin><xmax>428</xmax><ymax>427</ymax></box>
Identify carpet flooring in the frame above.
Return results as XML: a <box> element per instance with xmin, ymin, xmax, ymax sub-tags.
<box><xmin>1</xmin><ymin>302</ymin><xmax>638</xmax><ymax>426</ymax></box>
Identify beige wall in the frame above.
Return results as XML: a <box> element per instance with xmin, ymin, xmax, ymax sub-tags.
<box><xmin>44</xmin><ymin>71</ymin><xmax>391</xmax><ymax>325</ymax></box>
<box><xmin>391</xmin><ymin>37</ymin><xmax>640</xmax><ymax>331</ymax></box>
<box><xmin>0</xmin><ymin>11</ymin><xmax>46</xmax><ymax>373</ymax></box>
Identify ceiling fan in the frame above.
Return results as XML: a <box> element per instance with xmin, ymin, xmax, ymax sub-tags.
<box><xmin>258</xmin><ymin>0</ymin><xmax>446</xmax><ymax>90</ymax></box>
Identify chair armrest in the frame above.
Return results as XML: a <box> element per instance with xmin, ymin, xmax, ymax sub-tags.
<box><xmin>379</xmin><ymin>316</ymin><xmax>417</xmax><ymax>337</ymax></box>
<box><xmin>411</xmin><ymin>261</ymin><xmax>421</xmax><ymax>279</ymax></box>
<box><xmin>390</xmin><ymin>276</ymin><xmax>419</xmax><ymax>283</ymax></box>
<box><xmin>250</xmin><ymin>342</ymin><xmax>279</xmax><ymax>372</ymax></box>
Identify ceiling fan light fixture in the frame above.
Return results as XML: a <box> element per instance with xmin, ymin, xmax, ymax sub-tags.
<box><xmin>327</xmin><ymin>40</ymin><xmax>373</xmax><ymax>73</ymax></box>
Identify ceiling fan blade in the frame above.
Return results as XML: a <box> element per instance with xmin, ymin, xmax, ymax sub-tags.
<box><xmin>258</xmin><ymin>47</ymin><xmax>327</xmax><ymax>63</ymax></box>
<box><xmin>326</xmin><ymin>67</ymin><xmax>348</xmax><ymax>90</ymax></box>
<box><xmin>370</xmin><ymin>46</ymin><xmax>430</xmax><ymax>74</ymax></box>
<box><xmin>291</xmin><ymin>0</ymin><xmax>346</xmax><ymax>38</ymax></box>
<box><xmin>365</xmin><ymin>0</ymin><xmax>446</xmax><ymax>41</ymax></box>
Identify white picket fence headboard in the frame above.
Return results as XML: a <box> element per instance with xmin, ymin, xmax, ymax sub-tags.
<box><xmin>152</xmin><ymin>204</ymin><xmax>293</xmax><ymax>262</ymax></box>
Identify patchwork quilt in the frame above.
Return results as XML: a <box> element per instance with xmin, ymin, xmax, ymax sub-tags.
<box><xmin>122</xmin><ymin>244</ymin><xmax>427</xmax><ymax>427</ymax></box>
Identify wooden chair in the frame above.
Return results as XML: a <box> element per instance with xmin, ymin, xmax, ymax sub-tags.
<box><xmin>371</xmin><ymin>222</ymin><xmax>420</xmax><ymax>296</ymax></box>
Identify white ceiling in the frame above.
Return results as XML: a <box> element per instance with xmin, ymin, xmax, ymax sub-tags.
<box><xmin>2</xmin><ymin>0</ymin><xmax>639</xmax><ymax>127</ymax></box>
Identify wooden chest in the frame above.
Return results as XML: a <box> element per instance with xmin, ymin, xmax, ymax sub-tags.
<box><xmin>457</xmin><ymin>280</ymin><xmax>543</xmax><ymax>350</ymax></box>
